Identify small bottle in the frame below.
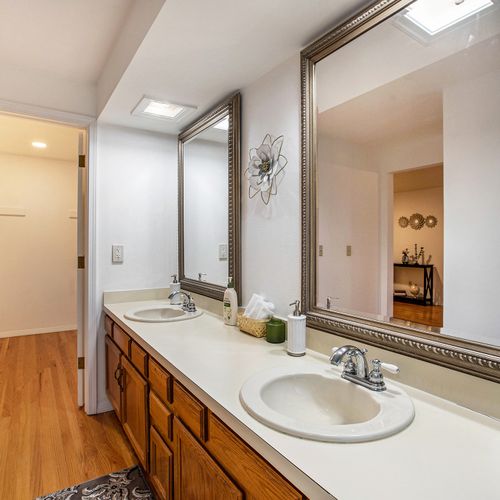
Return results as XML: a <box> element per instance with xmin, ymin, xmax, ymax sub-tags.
<box><xmin>287</xmin><ymin>300</ymin><xmax>306</xmax><ymax>356</ymax></box>
<box><xmin>223</xmin><ymin>277</ymin><xmax>238</xmax><ymax>326</ymax></box>
<box><xmin>170</xmin><ymin>274</ymin><xmax>181</xmax><ymax>304</ymax></box>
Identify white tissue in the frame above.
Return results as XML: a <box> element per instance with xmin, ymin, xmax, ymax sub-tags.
<box><xmin>244</xmin><ymin>293</ymin><xmax>275</xmax><ymax>320</ymax></box>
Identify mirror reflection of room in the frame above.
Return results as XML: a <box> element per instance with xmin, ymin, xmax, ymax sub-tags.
<box><xmin>392</xmin><ymin>166</ymin><xmax>443</xmax><ymax>328</ymax></box>
<box><xmin>183</xmin><ymin>115</ymin><xmax>229</xmax><ymax>287</ymax></box>
<box><xmin>315</xmin><ymin>0</ymin><xmax>500</xmax><ymax>345</ymax></box>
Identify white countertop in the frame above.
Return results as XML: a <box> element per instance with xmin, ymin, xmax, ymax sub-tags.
<box><xmin>104</xmin><ymin>299</ymin><xmax>500</xmax><ymax>500</ymax></box>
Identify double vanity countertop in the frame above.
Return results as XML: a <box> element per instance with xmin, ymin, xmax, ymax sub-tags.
<box><xmin>104</xmin><ymin>298</ymin><xmax>500</xmax><ymax>500</ymax></box>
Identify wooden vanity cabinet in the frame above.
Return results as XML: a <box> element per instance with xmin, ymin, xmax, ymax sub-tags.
<box><xmin>150</xmin><ymin>425</ymin><xmax>173</xmax><ymax>500</ymax></box>
<box><xmin>173</xmin><ymin>417</ymin><xmax>242</xmax><ymax>500</ymax></box>
<box><xmin>104</xmin><ymin>315</ymin><xmax>306</xmax><ymax>500</ymax></box>
<box><xmin>121</xmin><ymin>355</ymin><xmax>149</xmax><ymax>469</ymax></box>
<box><xmin>105</xmin><ymin>335</ymin><xmax>122</xmax><ymax>421</ymax></box>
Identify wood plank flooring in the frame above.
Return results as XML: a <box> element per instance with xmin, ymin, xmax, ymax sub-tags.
<box><xmin>393</xmin><ymin>302</ymin><xmax>443</xmax><ymax>328</ymax></box>
<box><xmin>0</xmin><ymin>331</ymin><xmax>136</xmax><ymax>500</ymax></box>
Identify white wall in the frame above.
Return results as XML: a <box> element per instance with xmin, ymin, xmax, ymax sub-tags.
<box><xmin>184</xmin><ymin>138</ymin><xmax>228</xmax><ymax>286</ymax></box>
<box><xmin>443</xmin><ymin>70</ymin><xmax>500</xmax><ymax>345</ymax></box>
<box><xmin>317</xmin><ymin>139</ymin><xmax>380</xmax><ymax>315</ymax></box>
<box><xmin>0</xmin><ymin>153</ymin><xmax>77</xmax><ymax>336</ymax></box>
<box><xmin>393</xmin><ymin>187</ymin><xmax>444</xmax><ymax>304</ymax></box>
<box><xmin>0</xmin><ymin>65</ymin><xmax>96</xmax><ymax>117</ymax></box>
<box><xmin>241</xmin><ymin>55</ymin><xmax>302</xmax><ymax>315</ymax></box>
<box><xmin>96</xmin><ymin>123</ymin><xmax>178</xmax><ymax>410</ymax></box>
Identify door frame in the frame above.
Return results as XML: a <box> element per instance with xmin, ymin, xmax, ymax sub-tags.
<box><xmin>0</xmin><ymin>99</ymin><xmax>99</xmax><ymax>414</ymax></box>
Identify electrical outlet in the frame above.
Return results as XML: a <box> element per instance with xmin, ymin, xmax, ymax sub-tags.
<box><xmin>112</xmin><ymin>245</ymin><xmax>124</xmax><ymax>263</ymax></box>
<box><xmin>319</xmin><ymin>244</ymin><xmax>324</xmax><ymax>256</ymax></box>
<box><xmin>218</xmin><ymin>243</ymin><xmax>228</xmax><ymax>261</ymax></box>
<box><xmin>346</xmin><ymin>245</ymin><xmax>352</xmax><ymax>257</ymax></box>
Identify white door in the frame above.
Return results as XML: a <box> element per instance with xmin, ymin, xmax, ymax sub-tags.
<box><xmin>77</xmin><ymin>131</ymin><xmax>87</xmax><ymax>407</ymax></box>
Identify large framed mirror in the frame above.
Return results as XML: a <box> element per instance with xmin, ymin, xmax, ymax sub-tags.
<box><xmin>301</xmin><ymin>0</ymin><xmax>500</xmax><ymax>381</ymax></box>
<box><xmin>178</xmin><ymin>93</ymin><xmax>241</xmax><ymax>301</ymax></box>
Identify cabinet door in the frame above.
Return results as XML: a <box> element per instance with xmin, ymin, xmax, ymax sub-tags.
<box><xmin>150</xmin><ymin>426</ymin><xmax>173</xmax><ymax>500</ymax></box>
<box><xmin>105</xmin><ymin>335</ymin><xmax>122</xmax><ymax>421</ymax></box>
<box><xmin>121</xmin><ymin>356</ymin><xmax>148</xmax><ymax>468</ymax></box>
<box><xmin>174</xmin><ymin>417</ymin><xmax>242</xmax><ymax>500</ymax></box>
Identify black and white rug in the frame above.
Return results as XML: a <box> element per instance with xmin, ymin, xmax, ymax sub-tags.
<box><xmin>35</xmin><ymin>465</ymin><xmax>154</xmax><ymax>499</ymax></box>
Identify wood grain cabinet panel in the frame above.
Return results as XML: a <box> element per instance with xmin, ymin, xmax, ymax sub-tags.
<box><xmin>104</xmin><ymin>315</ymin><xmax>114</xmax><ymax>336</ymax></box>
<box><xmin>150</xmin><ymin>390</ymin><xmax>173</xmax><ymax>446</ymax></box>
<box><xmin>149</xmin><ymin>426</ymin><xmax>173</xmax><ymax>500</ymax></box>
<box><xmin>105</xmin><ymin>335</ymin><xmax>122</xmax><ymax>421</ymax></box>
<box><xmin>172</xmin><ymin>381</ymin><xmax>206</xmax><ymax>441</ymax></box>
<box><xmin>121</xmin><ymin>356</ymin><xmax>148</xmax><ymax>469</ymax></box>
<box><xmin>131</xmin><ymin>341</ymin><xmax>148</xmax><ymax>377</ymax></box>
<box><xmin>113</xmin><ymin>324</ymin><xmax>131</xmax><ymax>356</ymax></box>
<box><xmin>174</xmin><ymin>417</ymin><xmax>242</xmax><ymax>500</ymax></box>
<box><xmin>149</xmin><ymin>357</ymin><xmax>172</xmax><ymax>405</ymax></box>
<box><xmin>206</xmin><ymin>413</ymin><xmax>303</xmax><ymax>500</ymax></box>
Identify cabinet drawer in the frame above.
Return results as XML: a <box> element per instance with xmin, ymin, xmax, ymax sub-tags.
<box><xmin>113</xmin><ymin>324</ymin><xmax>131</xmax><ymax>356</ymax></box>
<box><xmin>149</xmin><ymin>357</ymin><xmax>171</xmax><ymax>405</ymax></box>
<box><xmin>131</xmin><ymin>341</ymin><xmax>148</xmax><ymax>377</ymax></box>
<box><xmin>206</xmin><ymin>413</ymin><xmax>303</xmax><ymax>500</ymax></box>
<box><xmin>104</xmin><ymin>315</ymin><xmax>114</xmax><ymax>336</ymax></box>
<box><xmin>150</xmin><ymin>390</ymin><xmax>173</xmax><ymax>445</ymax></box>
<box><xmin>173</xmin><ymin>381</ymin><xmax>206</xmax><ymax>441</ymax></box>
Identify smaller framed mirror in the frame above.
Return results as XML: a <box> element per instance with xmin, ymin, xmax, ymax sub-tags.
<box><xmin>178</xmin><ymin>93</ymin><xmax>241</xmax><ymax>301</ymax></box>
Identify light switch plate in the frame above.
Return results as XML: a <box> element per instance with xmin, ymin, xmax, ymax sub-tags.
<box><xmin>218</xmin><ymin>243</ymin><xmax>228</xmax><ymax>261</ymax></box>
<box><xmin>319</xmin><ymin>244</ymin><xmax>324</xmax><ymax>256</ymax></box>
<box><xmin>346</xmin><ymin>245</ymin><xmax>352</xmax><ymax>257</ymax></box>
<box><xmin>112</xmin><ymin>245</ymin><xmax>124</xmax><ymax>263</ymax></box>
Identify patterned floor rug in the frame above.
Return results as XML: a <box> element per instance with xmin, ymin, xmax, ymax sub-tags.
<box><xmin>35</xmin><ymin>465</ymin><xmax>154</xmax><ymax>499</ymax></box>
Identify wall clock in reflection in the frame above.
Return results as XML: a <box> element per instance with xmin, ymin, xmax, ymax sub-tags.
<box><xmin>409</xmin><ymin>213</ymin><xmax>425</xmax><ymax>230</ymax></box>
<box><xmin>425</xmin><ymin>215</ymin><xmax>438</xmax><ymax>228</ymax></box>
<box><xmin>246</xmin><ymin>134</ymin><xmax>288</xmax><ymax>205</ymax></box>
<box><xmin>398</xmin><ymin>216</ymin><xmax>409</xmax><ymax>228</ymax></box>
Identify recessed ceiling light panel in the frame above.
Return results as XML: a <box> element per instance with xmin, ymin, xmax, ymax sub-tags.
<box><xmin>131</xmin><ymin>96</ymin><xmax>197</xmax><ymax>122</ymax></box>
<box><xmin>32</xmin><ymin>141</ymin><xmax>47</xmax><ymax>149</ymax></box>
<box><xmin>405</xmin><ymin>0</ymin><xmax>494</xmax><ymax>35</ymax></box>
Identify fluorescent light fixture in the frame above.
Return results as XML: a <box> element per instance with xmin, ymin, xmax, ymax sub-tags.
<box><xmin>405</xmin><ymin>0</ymin><xmax>494</xmax><ymax>35</ymax></box>
<box><xmin>213</xmin><ymin>117</ymin><xmax>229</xmax><ymax>131</ymax></box>
<box><xmin>131</xmin><ymin>96</ymin><xmax>197</xmax><ymax>122</ymax></box>
<box><xmin>32</xmin><ymin>141</ymin><xmax>47</xmax><ymax>149</ymax></box>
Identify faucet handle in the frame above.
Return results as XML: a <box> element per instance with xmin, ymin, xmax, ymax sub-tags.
<box><xmin>380</xmin><ymin>361</ymin><xmax>400</xmax><ymax>374</ymax></box>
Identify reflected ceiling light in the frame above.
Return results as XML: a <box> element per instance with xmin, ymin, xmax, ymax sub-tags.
<box><xmin>213</xmin><ymin>117</ymin><xmax>229</xmax><ymax>130</ymax></box>
<box><xmin>131</xmin><ymin>96</ymin><xmax>197</xmax><ymax>122</ymax></box>
<box><xmin>32</xmin><ymin>141</ymin><xmax>47</xmax><ymax>149</ymax></box>
<box><xmin>405</xmin><ymin>0</ymin><xmax>493</xmax><ymax>35</ymax></box>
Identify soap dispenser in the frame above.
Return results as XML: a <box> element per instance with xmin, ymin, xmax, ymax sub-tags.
<box><xmin>287</xmin><ymin>300</ymin><xmax>306</xmax><ymax>356</ymax></box>
<box><xmin>223</xmin><ymin>277</ymin><xmax>238</xmax><ymax>326</ymax></box>
<box><xmin>169</xmin><ymin>274</ymin><xmax>181</xmax><ymax>304</ymax></box>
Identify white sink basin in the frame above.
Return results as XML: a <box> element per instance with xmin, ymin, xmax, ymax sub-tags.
<box><xmin>240</xmin><ymin>365</ymin><xmax>414</xmax><ymax>442</ymax></box>
<box><xmin>124</xmin><ymin>305</ymin><xmax>203</xmax><ymax>323</ymax></box>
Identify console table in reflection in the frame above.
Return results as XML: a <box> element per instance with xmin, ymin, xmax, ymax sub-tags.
<box><xmin>393</xmin><ymin>263</ymin><xmax>433</xmax><ymax>306</ymax></box>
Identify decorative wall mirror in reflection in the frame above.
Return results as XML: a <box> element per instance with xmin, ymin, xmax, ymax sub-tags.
<box><xmin>301</xmin><ymin>0</ymin><xmax>500</xmax><ymax>381</ymax></box>
<box><xmin>178</xmin><ymin>93</ymin><xmax>241</xmax><ymax>301</ymax></box>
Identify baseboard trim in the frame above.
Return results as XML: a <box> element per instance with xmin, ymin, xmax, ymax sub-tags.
<box><xmin>0</xmin><ymin>325</ymin><xmax>77</xmax><ymax>339</ymax></box>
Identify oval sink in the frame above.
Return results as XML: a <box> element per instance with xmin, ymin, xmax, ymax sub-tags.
<box><xmin>124</xmin><ymin>305</ymin><xmax>203</xmax><ymax>323</ymax></box>
<box><xmin>240</xmin><ymin>366</ymin><xmax>414</xmax><ymax>442</ymax></box>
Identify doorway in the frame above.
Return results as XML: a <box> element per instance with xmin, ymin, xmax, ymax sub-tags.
<box><xmin>0</xmin><ymin>112</ymin><xmax>87</xmax><ymax>402</ymax></box>
<box><xmin>392</xmin><ymin>164</ymin><xmax>444</xmax><ymax>328</ymax></box>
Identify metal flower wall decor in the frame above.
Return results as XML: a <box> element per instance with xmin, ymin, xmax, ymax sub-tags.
<box><xmin>246</xmin><ymin>134</ymin><xmax>288</xmax><ymax>204</ymax></box>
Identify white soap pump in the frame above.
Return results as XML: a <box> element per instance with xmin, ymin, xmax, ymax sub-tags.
<box><xmin>169</xmin><ymin>274</ymin><xmax>182</xmax><ymax>304</ymax></box>
<box><xmin>287</xmin><ymin>300</ymin><xmax>306</xmax><ymax>357</ymax></box>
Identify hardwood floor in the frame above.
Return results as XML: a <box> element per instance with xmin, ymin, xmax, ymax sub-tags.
<box><xmin>393</xmin><ymin>301</ymin><xmax>443</xmax><ymax>328</ymax></box>
<box><xmin>0</xmin><ymin>331</ymin><xmax>136</xmax><ymax>500</ymax></box>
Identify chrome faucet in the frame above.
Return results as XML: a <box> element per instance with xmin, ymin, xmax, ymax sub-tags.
<box><xmin>168</xmin><ymin>291</ymin><xmax>197</xmax><ymax>313</ymax></box>
<box><xmin>330</xmin><ymin>345</ymin><xmax>399</xmax><ymax>391</ymax></box>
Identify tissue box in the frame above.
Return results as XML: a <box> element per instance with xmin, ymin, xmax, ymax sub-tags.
<box><xmin>237</xmin><ymin>308</ymin><xmax>269</xmax><ymax>338</ymax></box>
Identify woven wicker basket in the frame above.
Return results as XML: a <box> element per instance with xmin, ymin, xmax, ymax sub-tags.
<box><xmin>237</xmin><ymin>309</ymin><xmax>269</xmax><ymax>338</ymax></box>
